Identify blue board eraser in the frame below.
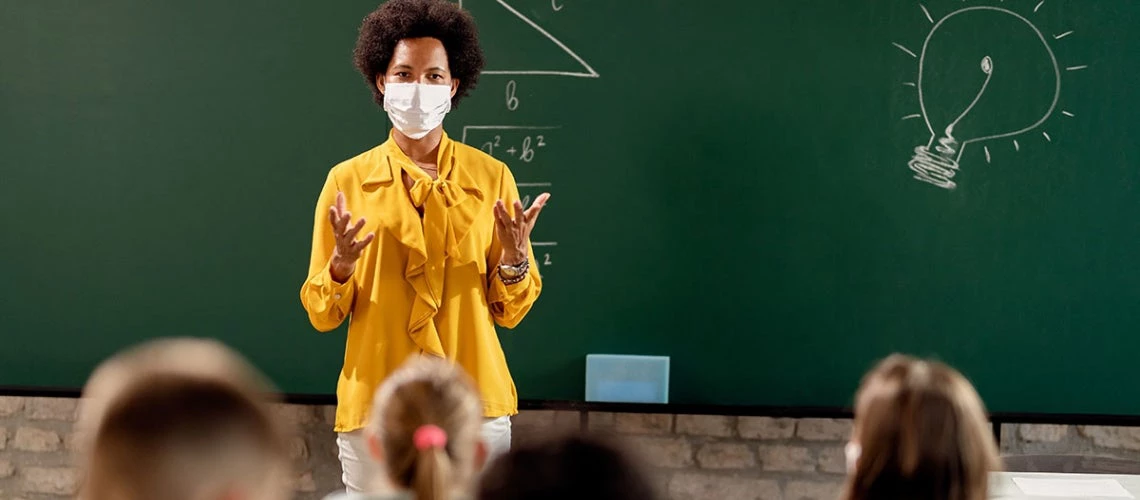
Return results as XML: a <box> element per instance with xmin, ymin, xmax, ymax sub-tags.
<box><xmin>585</xmin><ymin>354</ymin><xmax>670</xmax><ymax>404</ymax></box>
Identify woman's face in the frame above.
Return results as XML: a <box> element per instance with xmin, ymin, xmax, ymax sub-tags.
<box><xmin>376</xmin><ymin>37</ymin><xmax>459</xmax><ymax>97</ymax></box>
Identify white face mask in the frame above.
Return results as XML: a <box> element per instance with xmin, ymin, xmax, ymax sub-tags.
<box><xmin>845</xmin><ymin>441</ymin><xmax>861</xmax><ymax>474</ymax></box>
<box><xmin>382</xmin><ymin>82</ymin><xmax>452</xmax><ymax>140</ymax></box>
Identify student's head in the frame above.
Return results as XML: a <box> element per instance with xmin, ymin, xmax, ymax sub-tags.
<box><xmin>353</xmin><ymin>0</ymin><xmax>485</xmax><ymax>109</ymax></box>
<box><xmin>476</xmin><ymin>433</ymin><xmax>659</xmax><ymax>500</ymax></box>
<box><xmin>75</xmin><ymin>337</ymin><xmax>290</xmax><ymax>500</ymax></box>
<box><xmin>79</xmin><ymin>373</ymin><xmax>290</xmax><ymax>500</ymax></box>
<box><xmin>75</xmin><ymin>337</ymin><xmax>275</xmax><ymax>456</ymax></box>
<box><xmin>843</xmin><ymin>354</ymin><xmax>1000</xmax><ymax>500</ymax></box>
<box><xmin>365</xmin><ymin>356</ymin><xmax>486</xmax><ymax>500</ymax></box>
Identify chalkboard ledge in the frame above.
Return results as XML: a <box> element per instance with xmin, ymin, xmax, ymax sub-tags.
<box><xmin>3</xmin><ymin>386</ymin><xmax>1138</xmax><ymax>428</ymax></box>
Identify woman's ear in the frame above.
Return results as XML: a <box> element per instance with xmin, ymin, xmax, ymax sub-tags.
<box><xmin>375</xmin><ymin>74</ymin><xmax>386</xmax><ymax>96</ymax></box>
<box><xmin>474</xmin><ymin>439</ymin><xmax>488</xmax><ymax>471</ymax></box>
<box><xmin>845</xmin><ymin>440</ymin><xmax>862</xmax><ymax>474</ymax></box>
<box><xmin>367</xmin><ymin>431</ymin><xmax>384</xmax><ymax>463</ymax></box>
<box><xmin>216</xmin><ymin>484</ymin><xmax>247</xmax><ymax>500</ymax></box>
<box><xmin>450</xmin><ymin>78</ymin><xmax>459</xmax><ymax>98</ymax></box>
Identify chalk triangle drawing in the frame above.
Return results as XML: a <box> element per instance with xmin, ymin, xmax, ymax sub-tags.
<box><xmin>457</xmin><ymin>0</ymin><xmax>599</xmax><ymax>77</ymax></box>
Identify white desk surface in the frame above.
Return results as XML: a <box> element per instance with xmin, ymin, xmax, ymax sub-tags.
<box><xmin>994</xmin><ymin>472</ymin><xmax>1140</xmax><ymax>500</ymax></box>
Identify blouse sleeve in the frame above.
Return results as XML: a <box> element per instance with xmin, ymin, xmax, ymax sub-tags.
<box><xmin>299</xmin><ymin>171</ymin><xmax>356</xmax><ymax>332</ymax></box>
<box><xmin>485</xmin><ymin>164</ymin><xmax>543</xmax><ymax>328</ymax></box>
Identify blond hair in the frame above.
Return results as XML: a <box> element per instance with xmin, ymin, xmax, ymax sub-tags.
<box><xmin>843</xmin><ymin>354</ymin><xmax>1001</xmax><ymax>500</ymax></box>
<box><xmin>368</xmin><ymin>357</ymin><xmax>484</xmax><ymax>500</ymax></box>
<box><xmin>76</xmin><ymin>338</ymin><xmax>290</xmax><ymax>500</ymax></box>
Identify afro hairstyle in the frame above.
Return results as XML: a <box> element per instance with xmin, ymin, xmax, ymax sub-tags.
<box><xmin>353</xmin><ymin>0</ymin><xmax>486</xmax><ymax>108</ymax></box>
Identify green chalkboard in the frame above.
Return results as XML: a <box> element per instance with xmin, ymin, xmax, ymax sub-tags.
<box><xmin>2</xmin><ymin>0</ymin><xmax>1139</xmax><ymax>416</ymax></box>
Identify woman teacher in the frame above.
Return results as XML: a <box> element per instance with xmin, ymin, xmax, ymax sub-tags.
<box><xmin>299</xmin><ymin>0</ymin><xmax>547</xmax><ymax>491</ymax></box>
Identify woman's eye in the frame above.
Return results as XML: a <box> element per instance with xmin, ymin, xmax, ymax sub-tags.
<box><xmin>430</xmin><ymin>74</ymin><xmax>443</xmax><ymax>80</ymax></box>
<box><xmin>395</xmin><ymin>72</ymin><xmax>410</xmax><ymax>78</ymax></box>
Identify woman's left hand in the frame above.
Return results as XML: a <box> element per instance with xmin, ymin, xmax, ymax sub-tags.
<box><xmin>493</xmin><ymin>193</ymin><xmax>550</xmax><ymax>265</ymax></box>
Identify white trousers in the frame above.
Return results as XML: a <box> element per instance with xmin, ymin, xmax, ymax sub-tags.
<box><xmin>336</xmin><ymin>416</ymin><xmax>512</xmax><ymax>493</ymax></box>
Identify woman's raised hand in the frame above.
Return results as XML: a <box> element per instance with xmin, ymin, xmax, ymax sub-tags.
<box><xmin>493</xmin><ymin>193</ymin><xmax>550</xmax><ymax>264</ymax></box>
<box><xmin>328</xmin><ymin>192</ymin><xmax>375</xmax><ymax>283</ymax></box>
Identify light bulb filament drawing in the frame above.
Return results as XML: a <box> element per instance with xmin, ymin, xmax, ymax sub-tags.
<box><xmin>896</xmin><ymin>5</ymin><xmax>1075</xmax><ymax>190</ymax></box>
<box><xmin>909</xmin><ymin>55</ymin><xmax>994</xmax><ymax>188</ymax></box>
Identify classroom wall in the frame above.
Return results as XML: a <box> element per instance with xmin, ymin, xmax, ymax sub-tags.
<box><xmin>0</xmin><ymin>396</ymin><xmax>341</xmax><ymax>499</ymax></box>
<box><xmin>0</xmin><ymin>396</ymin><xmax>1136</xmax><ymax>500</ymax></box>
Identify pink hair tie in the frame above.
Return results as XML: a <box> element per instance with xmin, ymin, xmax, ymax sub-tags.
<box><xmin>413</xmin><ymin>424</ymin><xmax>448</xmax><ymax>450</ymax></box>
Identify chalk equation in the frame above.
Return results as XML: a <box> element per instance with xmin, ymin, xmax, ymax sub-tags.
<box><xmin>461</xmin><ymin>125</ymin><xmax>560</xmax><ymax>163</ymax></box>
<box><xmin>479</xmin><ymin>133</ymin><xmax>548</xmax><ymax>163</ymax></box>
<box><xmin>893</xmin><ymin>2</ymin><xmax>1086</xmax><ymax>190</ymax></box>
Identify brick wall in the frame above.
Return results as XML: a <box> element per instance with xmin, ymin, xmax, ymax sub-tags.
<box><xmin>512</xmin><ymin>412</ymin><xmax>850</xmax><ymax>500</ymax></box>
<box><xmin>0</xmin><ymin>396</ymin><xmax>340</xmax><ymax>500</ymax></box>
<box><xmin>2</xmin><ymin>396</ymin><xmax>1139</xmax><ymax>500</ymax></box>
<box><xmin>0</xmin><ymin>397</ymin><xmax>81</xmax><ymax>499</ymax></box>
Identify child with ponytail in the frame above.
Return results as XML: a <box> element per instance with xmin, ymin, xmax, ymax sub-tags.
<box><xmin>325</xmin><ymin>356</ymin><xmax>487</xmax><ymax>500</ymax></box>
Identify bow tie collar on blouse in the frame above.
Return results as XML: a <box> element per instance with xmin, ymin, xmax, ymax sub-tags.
<box><xmin>359</xmin><ymin>133</ymin><xmax>485</xmax><ymax>357</ymax></box>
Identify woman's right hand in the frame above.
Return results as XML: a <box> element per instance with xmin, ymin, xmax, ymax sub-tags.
<box><xmin>328</xmin><ymin>191</ymin><xmax>375</xmax><ymax>283</ymax></box>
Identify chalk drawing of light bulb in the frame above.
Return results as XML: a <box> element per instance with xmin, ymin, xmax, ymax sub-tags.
<box><xmin>897</xmin><ymin>5</ymin><xmax>1072</xmax><ymax>190</ymax></box>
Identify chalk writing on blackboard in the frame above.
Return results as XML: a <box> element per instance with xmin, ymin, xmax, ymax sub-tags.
<box><xmin>458</xmin><ymin>0</ymin><xmax>599</xmax><ymax>78</ymax></box>
<box><xmin>462</xmin><ymin>125</ymin><xmax>559</xmax><ymax>162</ymax></box>
<box><xmin>454</xmin><ymin>1</ymin><xmax>599</xmax><ymax>270</ymax></box>
<box><xmin>462</xmin><ymin>125</ymin><xmax>561</xmax><ymax>264</ymax></box>
<box><xmin>893</xmin><ymin>4</ymin><xmax>1086</xmax><ymax>190</ymax></box>
<box><xmin>505</xmin><ymin>80</ymin><xmax>520</xmax><ymax>110</ymax></box>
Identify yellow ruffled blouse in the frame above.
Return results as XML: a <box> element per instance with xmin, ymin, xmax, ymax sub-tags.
<box><xmin>300</xmin><ymin>131</ymin><xmax>542</xmax><ymax>432</ymax></box>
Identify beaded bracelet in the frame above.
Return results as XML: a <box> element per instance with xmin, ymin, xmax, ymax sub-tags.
<box><xmin>499</xmin><ymin>259</ymin><xmax>529</xmax><ymax>286</ymax></box>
